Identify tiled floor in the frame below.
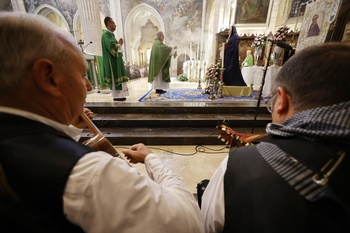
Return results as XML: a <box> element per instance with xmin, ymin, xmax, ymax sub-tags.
<box><xmin>85</xmin><ymin>77</ymin><xmax>253</xmax><ymax>193</ymax></box>
<box><xmin>86</xmin><ymin>77</ymin><xmax>200</xmax><ymax>103</ymax></box>
<box><xmin>115</xmin><ymin>144</ymin><xmax>229</xmax><ymax>194</ymax></box>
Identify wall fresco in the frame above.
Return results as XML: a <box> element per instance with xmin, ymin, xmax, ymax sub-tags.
<box><xmin>0</xmin><ymin>0</ymin><xmax>13</xmax><ymax>11</ymax></box>
<box><xmin>121</xmin><ymin>0</ymin><xmax>203</xmax><ymax>47</ymax></box>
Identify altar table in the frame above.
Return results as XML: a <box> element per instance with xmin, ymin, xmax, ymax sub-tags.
<box><xmin>241</xmin><ymin>65</ymin><xmax>282</xmax><ymax>97</ymax></box>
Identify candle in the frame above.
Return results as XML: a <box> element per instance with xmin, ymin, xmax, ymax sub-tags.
<box><xmin>222</xmin><ymin>43</ymin><xmax>225</xmax><ymax>67</ymax></box>
<box><xmin>189</xmin><ymin>43</ymin><xmax>192</xmax><ymax>60</ymax></box>
<box><xmin>197</xmin><ymin>44</ymin><xmax>200</xmax><ymax>60</ymax></box>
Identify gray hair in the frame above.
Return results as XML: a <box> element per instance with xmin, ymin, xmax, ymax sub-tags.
<box><xmin>156</xmin><ymin>31</ymin><xmax>164</xmax><ymax>39</ymax></box>
<box><xmin>274</xmin><ymin>42</ymin><xmax>350</xmax><ymax>111</ymax></box>
<box><xmin>0</xmin><ymin>12</ymin><xmax>78</xmax><ymax>91</ymax></box>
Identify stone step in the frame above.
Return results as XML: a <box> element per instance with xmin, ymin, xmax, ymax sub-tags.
<box><xmin>85</xmin><ymin>102</ymin><xmax>269</xmax><ymax>114</ymax></box>
<box><xmin>90</xmin><ymin>113</ymin><xmax>271</xmax><ymax>128</ymax></box>
<box><xmin>79</xmin><ymin>127</ymin><xmax>267</xmax><ymax>146</ymax></box>
<box><xmin>82</xmin><ymin>102</ymin><xmax>270</xmax><ymax>145</ymax></box>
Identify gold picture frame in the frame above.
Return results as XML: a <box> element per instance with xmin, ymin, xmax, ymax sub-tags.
<box><xmin>296</xmin><ymin>0</ymin><xmax>341</xmax><ymax>52</ymax></box>
<box><xmin>235</xmin><ymin>0</ymin><xmax>273</xmax><ymax>26</ymax></box>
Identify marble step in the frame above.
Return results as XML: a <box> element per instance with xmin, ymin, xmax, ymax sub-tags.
<box><xmin>79</xmin><ymin>126</ymin><xmax>267</xmax><ymax>146</ymax></box>
<box><xmin>89</xmin><ymin>113</ymin><xmax>271</xmax><ymax>128</ymax></box>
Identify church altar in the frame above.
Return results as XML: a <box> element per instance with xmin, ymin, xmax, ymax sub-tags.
<box><xmin>241</xmin><ymin>65</ymin><xmax>282</xmax><ymax>97</ymax></box>
<box><xmin>222</xmin><ymin>86</ymin><xmax>252</xmax><ymax>97</ymax></box>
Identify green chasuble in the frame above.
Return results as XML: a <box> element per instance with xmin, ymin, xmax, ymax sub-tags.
<box><xmin>148</xmin><ymin>39</ymin><xmax>172</xmax><ymax>83</ymax></box>
<box><xmin>241</xmin><ymin>54</ymin><xmax>253</xmax><ymax>68</ymax></box>
<box><xmin>101</xmin><ymin>29</ymin><xmax>128</xmax><ymax>90</ymax></box>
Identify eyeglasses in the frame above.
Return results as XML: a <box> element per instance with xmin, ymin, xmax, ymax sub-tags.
<box><xmin>266</xmin><ymin>91</ymin><xmax>277</xmax><ymax>113</ymax></box>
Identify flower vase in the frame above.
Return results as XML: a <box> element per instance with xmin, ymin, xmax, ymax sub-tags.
<box><xmin>273</xmin><ymin>46</ymin><xmax>284</xmax><ymax>66</ymax></box>
<box><xmin>254</xmin><ymin>48</ymin><xmax>262</xmax><ymax>66</ymax></box>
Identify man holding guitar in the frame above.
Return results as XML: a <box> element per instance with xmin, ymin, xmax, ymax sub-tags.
<box><xmin>201</xmin><ymin>43</ymin><xmax>350</xmax><ymax>233</ymax></box>
<box><xmin>0</xmin><ymin>12</ymin><xmax>203</xmax><ymax>233</ymax></box>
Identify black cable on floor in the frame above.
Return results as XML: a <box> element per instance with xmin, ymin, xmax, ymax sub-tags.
<box><xmin>114</xmin><ymin>145</ymin><xmax>229</xmax><ymax>157</ymax></box>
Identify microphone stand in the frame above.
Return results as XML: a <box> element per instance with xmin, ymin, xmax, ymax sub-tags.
<box><xmin>251</xmin><ymin>42</ymin><xmax>273</xmax><ymax>133</ymax></box>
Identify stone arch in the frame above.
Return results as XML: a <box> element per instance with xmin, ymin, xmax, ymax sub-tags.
<box><xmin>124</xmin><ymin>3</ymin><xmax>165</xmax><ymax>65</ymax></box>
<box><xmin>34</xmin><ymin>4</ymin><xmax>70</xmax><ymax>32</ymax></box>
<box><xmin>72</xmin><ymin>10</ymin><xmax>82</xmax><ymax>43</ymax></box>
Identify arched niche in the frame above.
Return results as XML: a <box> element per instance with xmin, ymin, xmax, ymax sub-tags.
<box><xmin>138</xmin><ymin>19</ymin><xmax>159</xmax><ymax>66</ymax></box>
<box><xmin>124</xmin><ymin>3</ymin><xmax>165</xmax><ymax>65</ymax></box>
<box><xmin>177</xmin><ymin>53</ymin><xmax>189</xmax><ymax>75</ymax></box>
<box><xmin>34</xmin><ymin>4</ymin><xmax>69</xmax><ymax>33</ymax></box>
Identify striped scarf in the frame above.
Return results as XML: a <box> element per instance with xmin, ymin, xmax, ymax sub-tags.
<box><xmin>266</xmin><ymin>100</ymin><xmax>350</xmax><ymax>144</ymax></box>
<box><xmin>259</xmin><ymin>101</ymin><xmax>350</xmax><ymax>201</ymax></box>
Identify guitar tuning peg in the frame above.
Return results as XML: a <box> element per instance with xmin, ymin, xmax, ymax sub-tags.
<box><xmin>221</xmin><ymin>138</ymin><xmax>226</xmax><ymax>142</ymax></box>
<box><xmin>218</xmin><ymin>135</ymin><xmax>222</xmax><ymax>139</ymax></box>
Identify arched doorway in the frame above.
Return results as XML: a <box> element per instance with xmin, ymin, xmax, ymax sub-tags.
<box><xmin>124</xmin><ymin>3</ymin><xmax>165</xmax><ymax>65</ymax></box>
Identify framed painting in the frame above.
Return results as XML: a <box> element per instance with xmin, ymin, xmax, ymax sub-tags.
<box><xmin>235</xmin><ymin>0</ymin><xmax>273</xmax><ymax>26</ymax></box>
<box><xmin>296</xmin><ymin>0</ymin><xmax>341</xmax><ymax>52</ymax></box>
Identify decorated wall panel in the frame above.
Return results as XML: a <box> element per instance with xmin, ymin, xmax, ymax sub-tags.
<box><xmin>0</xmin><ymin>0</ymin><xmax>13</xmax><ymax>11</ymax></box>
<box><xmin>121</xmin><ymin>0</ymin><xmax>203</xmax><ymax>54</ymax></box>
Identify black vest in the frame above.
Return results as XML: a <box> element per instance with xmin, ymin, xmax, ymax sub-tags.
<box><xmin>222</xmin><ymin>135</ymin><xmax>350</xmax><ymax>233</ymax></box>
<box><xmin>0</xmin><ymin>113</ymin><xmax>94</xmax><ymax>232</ymax></box>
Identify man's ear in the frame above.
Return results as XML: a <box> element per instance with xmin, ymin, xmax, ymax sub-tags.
<box><xmin>32</xmin><ymin>58</ymin><xmax>61</xmax><ymax>97</ymax></box>
<box><xmin>275</xmin><ymin>87</ymin><xmax>291</xmax><ymax>117</ymax></box>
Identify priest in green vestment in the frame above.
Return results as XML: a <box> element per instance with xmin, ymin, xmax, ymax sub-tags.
<box><xmin>241</xmin><ymin>50</ymin><xmax>253</xmax><ymax>68</ymax></box>
<box><xmin>101</xmin><ymin>17</ymin><xmax>129</xmax><ymax>101</ymax></box>
<box><xmin>148</xmin><ymin>31</ymin><xmax>177</xmax><ymax>94</ymax></box>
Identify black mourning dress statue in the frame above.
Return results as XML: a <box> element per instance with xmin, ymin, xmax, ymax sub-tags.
<box><xmin>223</xmin><ymin>26</ymin><xmax>247</xmax><ymax>86</ymax></box>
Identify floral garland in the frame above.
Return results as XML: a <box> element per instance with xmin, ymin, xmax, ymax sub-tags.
<box><xmin>203</xmin><ymin>62</ymin><xmax>221</xmax><ymax>94</ymax></box>
<box><xmin>252</xmin><ymin>34</ymin><xmax>267</xmax><ymax>48</ymax></box>
<box><xmin>272</xmin><ymin>25</ymin><xmax>290</xmax><ymax>42</ymax></box>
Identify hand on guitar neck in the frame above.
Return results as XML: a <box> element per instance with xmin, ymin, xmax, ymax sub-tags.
<box><xmin>216</xmin><ymin>120</ymin><xmax>266</xmax><ymax>148</ymax></box>
<box><xmin>79</xmin><ymin>112</ymin><xmax>132</xmax><ymax>166</ymax></box>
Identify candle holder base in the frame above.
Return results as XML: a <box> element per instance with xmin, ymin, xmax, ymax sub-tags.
<box><xmin>217</xmin><ymin>68</ymin><xmax>225</xmax><ymax>98</ymax></box>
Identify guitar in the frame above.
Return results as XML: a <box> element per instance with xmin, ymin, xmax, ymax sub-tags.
<box><xmin>216</xmin><ymin>119</ymin><xmax>266</xmax><ymax>148</ymax></box>
<box><xmin>80</xmin><ymin>113</ymin><xmax>131</xmax><ymax>166</ymax></box>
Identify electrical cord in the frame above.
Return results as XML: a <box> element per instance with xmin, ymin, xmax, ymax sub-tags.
<box><xmin>114</xmin><ymin>145</ymin><xmax>229</xmax><ymax>157</ymax></box>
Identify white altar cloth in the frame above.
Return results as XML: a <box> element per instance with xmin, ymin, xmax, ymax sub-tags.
<box><xmin>241</xmin><ymin>65</ymin><xmax>282</xmax><ymax>97</ymax></box>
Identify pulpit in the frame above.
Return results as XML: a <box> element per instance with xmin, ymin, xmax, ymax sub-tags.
<box><xmin>84</xmin><ymin>53</ymin><xmax>100</xmax><ymax>90</ymax></box>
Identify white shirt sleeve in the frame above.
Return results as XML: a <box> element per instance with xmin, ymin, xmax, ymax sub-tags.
<box><xmin>200</xmin><ymin>156</ymin><xmax>228</xmax><ymax>233</ymax></box>
<box><xmin>64</xmin><ymin>152</ymin><xmax>204</xmax><ymax>233</ymax></box>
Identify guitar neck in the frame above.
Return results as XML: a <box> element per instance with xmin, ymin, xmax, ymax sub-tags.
<box><xmin>80</xmin><ymin>112</ymin><xmax>101</xmax><ymax>135</ymax></box>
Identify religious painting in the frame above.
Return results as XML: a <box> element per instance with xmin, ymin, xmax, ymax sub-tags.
<box><xmin>296</xmin><ymin>0</ymin><xmax>341</xmax><ymax>52</ymax></box>
<box><xmin>235</xmin><ymin>0</ymin><xmax>272</xmax><ymax>25</ymax></box>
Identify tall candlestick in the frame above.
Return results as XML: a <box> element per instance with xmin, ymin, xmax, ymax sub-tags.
<box><xmin>222</xmin><ymin>43</ymin><xmax>225</xmax><ymax>67</ymax></box>
<box><xmin>197</xmin><ymin>43</ymin><xmax>200</xmax><ymax>60</ymax></box>
<box><xmin>190</xmin><ymin>42</ymin><xmax>192</xmax><ymax>60</ymax></box>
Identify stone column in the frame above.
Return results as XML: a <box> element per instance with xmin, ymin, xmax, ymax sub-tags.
<box><xmin>11</xmin><ymin>0</ymin><xmax>26</xmax><ymax>12</ymax></box>
<box><xmin>76</xmin><ymin>0</ymin><xmax>102</xmax><ymax>56</ymax></box>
